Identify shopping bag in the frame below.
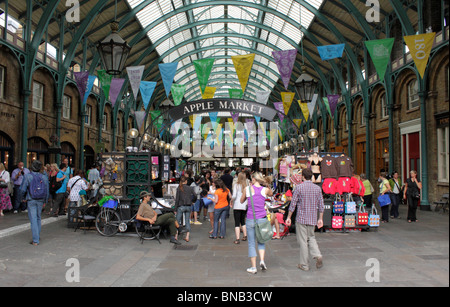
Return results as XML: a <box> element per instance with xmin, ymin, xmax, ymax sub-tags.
<box><xmin>332</xmin><ymin>216</ymin><xmax>343</xmax><ymax>229</ymax></box>
<box><xmin>345</xmin><ymin>194</ymin><xmax>357</xmax><ymax>214</ymax></box>
<box><xmin>333</xmin><ymin>201</ymin><xmax>344</xmax><ymax>214</ymax></box>
<box><xmin>344</xmin><ymin>215</ymin><xmax>356</xmax><ymax>228</ymax></box>
<box><xmin>377</xmin><ymin>194</ymin><xmax>391</xmax><ymax>207</ymax></box>
<box><xmin>356</xmin><ymin>205</ymin><xmax>369</xmax><ymax>226</ymax></box>
<box><xmin>368</xmin><ymin>206</ymin><xmax>380</xmax><ymax>227</ymax></box>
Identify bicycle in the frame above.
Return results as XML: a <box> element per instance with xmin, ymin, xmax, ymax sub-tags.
<box><xmin>95</xmin><ymin>197</ymin><xmax>136</xmax><ymax>237</ymax></box>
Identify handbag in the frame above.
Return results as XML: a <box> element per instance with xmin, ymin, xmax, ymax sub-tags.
<box><xmin>356</xmin><ymin>204</ymin><xmax>369</xmax><ymax>226</ymax></box>
<box><xmin>344</xmin><ymin>215</ymin><xmax>356</xmax><ymax>228</ymax></box>
<box><xmin>249</xmin><ymin>186</ymin><xmax>273</xmax><ymax>244</ymax></box>
<box><xmin>332</xmin><ymin>216</ymin><xmax>343</xmax><ymax>229</ymax></box>
<box><xmin>345</xmin><ymin>194</ymin><xmax>357</xmax><ymax>214</ymax></box>
<box><xmin>333</xmin><ymin>194</ymin><xmax>344</xmax><ymax>214</ymax></box>
<box><xmin>377</xmin><ymin>194</ymin><xmax>391</xmax><ymax>207</ymax></box>
<box><xmin>368</xmin><ymin>206</ymin><xmax>380</xmax><ymax>227</ymax></box>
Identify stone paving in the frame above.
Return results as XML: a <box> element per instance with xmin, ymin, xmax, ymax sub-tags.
<box><xmin>0</xmin><ymin>204</ymin><xmax>448</xmax><ymax>287</ymax></box>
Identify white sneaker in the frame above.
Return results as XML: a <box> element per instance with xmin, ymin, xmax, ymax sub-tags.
<box><xmin>246</xmin><ymin>267</ymin><xmax>257</xmax><ymax>274</ymax></box>
<box><xmin>260</xmin><ymin>262</ymin><xmax>267</xmax><ymax>271</ymax></box>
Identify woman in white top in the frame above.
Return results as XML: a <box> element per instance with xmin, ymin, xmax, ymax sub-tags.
<box><xmin>231</xmin><ymin>172</ymin><xmax>249</xmax><ymax>244</ymax></box>
<box><xmin>0</xmin><ymin>163</ymin><xmax>13</xmax><ymax>216</ymax></box>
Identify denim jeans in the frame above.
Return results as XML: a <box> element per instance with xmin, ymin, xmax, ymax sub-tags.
<box><xmin>177</xmin><ymin>205</ymin><xmax>192</xmax><ymax>232</ymax></box>
<box><xmin>213</xmin><ymin>206</ymin><xmax>230</xmax><ymax>237</ymax></box>
<box><xmin>13</xmin><ymin>186</ymin><xmax>26</xmax><ymax>211</ymax></box>
<box><xmin>246</xmin><ymin>218</ymin><xmax>267</xmax><ymax>258</ymax></box>
<box><xmin>27</xmin><ymin>199</ymin><xmax>44</xmax><ymax>244</ymax></box>
<box><xmin>389</xmin><ymin>193</ymin><xmax>401</xmax><ymax>218</ymax></box>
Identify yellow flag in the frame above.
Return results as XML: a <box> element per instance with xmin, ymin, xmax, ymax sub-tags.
<box><xmin>298</xmin><ymin>100</ymin><xmax>309</xmax><ymax>121</ymax></box>
<box><xmin>403</xmin><ymin>32</ymin><xmax>436</xmax><ymax>79</ymax></box>
<box><xmin>232</xmin><ymin>54</ymin><xmax>255</xmax><ymax>92</ymax></box>
<box><xmin>201</xmin><ymin>86</ymin><xmax>216</xmax><ymax>99</ymax></box>
<box><xmin>189</xmin><ymin>115</ymin><xmax>194</xmax><ymax>128</ymax></box>
<box><xmin>293</xmin><ymin>119</ymin><xmax>302</xmax><ymax>128</ymax></box>
<box><xmin>281</xmin><ymin>92</ymin><xmax>295</xmax><ymax>116</ymax></box>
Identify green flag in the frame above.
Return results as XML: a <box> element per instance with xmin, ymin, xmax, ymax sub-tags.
<box><xmin>97</xmin><ymin>70</ymin><xmax>113</xmax><ymax>100</ymax></box>
<box><xmin>365</xmin><ymin>38</ymin><xmax>394</xmax><ymax>81</ymax></box>
<box><xmin>228</xmin><ymin>88</ymin><xmax>243</xmax><ymax>99</ymax></box>
<box><xmin>322</xmin><ymin>97</ymin><xmax>332</xmax><ymax>117</ymax></box>
<box><xmin>193</xmin><ymin>58</ymin><xmax>215</xmax><ymax>94</ymax></box>
<box><xmin>171</xmin><ymin>84</ymin><xmax>186</xmax><ymax>106</ymax></box>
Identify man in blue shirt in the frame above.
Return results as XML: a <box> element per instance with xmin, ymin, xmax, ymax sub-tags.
<box><xmin>19</xmin><ymin>160</ymin><xmax>49</xmax><ymax>245</ymax></box>
<box><xmin>50</xmin><ymin>163</ymin><xmax>68</xmax><ymax>217</ymax></box>
<box><xmin>11</xmin><ymin>161</ymin><xmax>30</xmax><ymax>213</ymax></box>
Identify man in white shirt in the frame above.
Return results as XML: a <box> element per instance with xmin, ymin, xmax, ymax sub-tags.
<box><xmin>67</xmin><ymin>169</ymin><xmax>89</xmax><ymax>206</ymax></box>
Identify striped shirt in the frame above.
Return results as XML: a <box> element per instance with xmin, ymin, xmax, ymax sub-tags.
<box><xmin>289</xmin><ymin>180</ymin><xmax>324</xmax><ymax>226</ymax></box>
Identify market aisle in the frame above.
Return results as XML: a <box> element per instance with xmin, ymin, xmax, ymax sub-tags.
<box><xmin>0</xmin><ymin>205</ymin><xmax>448</xmax><ymax>287</ymax></box>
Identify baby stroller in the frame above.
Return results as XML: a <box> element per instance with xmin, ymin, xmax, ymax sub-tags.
<box><xmin>266</xmin><ymin>200</ymin><xmax>290</xmax><ymax>240</ymax></box>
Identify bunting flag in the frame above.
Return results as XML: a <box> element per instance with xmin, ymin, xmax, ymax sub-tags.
<box><xmin>327</xmin><ymin>94</ymin><xmax>340</xmax><ymax>117</ymax></box>
<box><xmin>126</xmin><ymin>66</ymin><xmax>145</xmax><ymax>100</ymax></box>
<box><xmin>255</xmin><ymin>90</ymin><xmax>271</xmax><ymax>105</ymax></box>
<box><xmin>231</xmin><ymin>112</ymin><xmax>239</xmax><ymax>123</ymax></box>
<box><xmin>273</xmin><ymin>102</ymin><xmax>285</xmax><ymax>122</ymax></box>
<box><xmin>194</xmin><ymin>114</ymin><xmax>202</xmax><ymax>131</ymax></box>
<box><xmin>272</xmin><ymin>49</ymin><xmax>297</xmax><ymax>90</ymax></box>
<box><xmin>134</xmin><ymin>111</ymin><xmax>146</xmax><ymax>130</ymax></box>
<box><xmin>254</xmin><ymin>116</ymin><xmax>261</xmax><ymax>125</ymax></box>
<box><xmin>228</xmin><ymin>88</ymin><xmax>243</xmax><ymax>99</ymax></box>
<box><xmin>232</xmin><ymin>53</ymin><xmax>255</xmax><ymax>92</ymax></box>
<box><xmin>193</xmin><ymin>58</ymin><xmax>215</xmax><ymax>94</ymax></box>
<box><xmin>317</xmin><ymin>43</ymin><xmax>345</xmax><ymax>61</ymax></box>
<box><xmin>281</xmin><ymin>92</ymin><xmax>295</xmax><ymax>116</ymax></box>
<box><xmin>159</xmin><ymin>62</ymin><xmax>179</xmax><ymax>98</ymax></box>
<box><xmin>150</xmin><ymin>110</ymin><xmax>161</xmax><ymax>123</ymax></box>
<box><xmin>189</xmin><ymin>115</ymin><xmax>195</xmax><ymax>128</ymax></box>
<box><xmin>97</xmin><ymin>70</ymin><xmax>113</xmax><ymax>100</ymax></box>
<box><xmin>109</xmin><ymin>78</ymin><xmax>125</xmax><ymax>108</ymax></box>
<box><xmin>201</xmin><ymin>86</ymin><xmax>216</xmax><ymax>99</ymax></box>
<box><xmin>209</xmin><ymin>112</ymin><xmax>218</xmax><ymax>129</ymax></box>
<box><xmin>73</xmin><ymin>71</ymin><xmax>89</xmax><ymax>103</ymax></box>
<box><xmin>364</xmin><ymin>38</ymin><xmax>395</xmax><ymax>81</ymax></box>
<box><xmin>403</xmin><ymin>32</ymin><xmax>436</xmax><ymax>79</ymax></box>
<box><xmin>140</xmin><ymin>81</ymin><xmax>157</xmax><ymax>110</ymax></box>
<box><xmin>306</xmin><ymin>94</ymin><xmax>319</xmax><ymax>117</ymax></box>
<box><xmin>293</xmin><ymin>119</ymin><xmax>302</xmax><ymax>128</ymax></box>
<box><xmin>322</xmin><ymin>97</ymin><xmax>332</xmax><ymax>117</ymax></box>
<box><xmin>298</xmin><ymin>100</ymin><xmax>309</xmax><ymax>121</ymax></box>
<box><xmin>81</xmin><ymin>75</ymin><xmax>96</xmax><ymax>107</ymax></box>
<box><xmin>171</xmin><ymin>84</ymin><xmax>186</xmax><ymax>106</ymax></box>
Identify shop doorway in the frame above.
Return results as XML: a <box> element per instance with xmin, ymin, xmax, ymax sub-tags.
<box><xmin>84</xmin><ymin>145</ymin><xmax>95</xmax><ymax>171</ymax></box>
<box><xmin>399</xmin><ymin>119</ymin><xmax>421</xmax><ymax>181</ymax></box>
<box><xmin>61</xmin><ymin>142</ymin><xmax>76</xmax><ymax>168</ymax></box>
<box><xmin>0</xmin><ymin>131</ymin><xmax>14</xmax><ymax>171</ymax></box>
<box><xmin>27</xmin><ymin>137</ymin><xmax>49</xmax><ymax>167</ymax></box>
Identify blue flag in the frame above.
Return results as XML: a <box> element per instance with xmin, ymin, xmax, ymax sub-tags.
<box><xmin>159</xmin><ymin>62</ymin><xmax>178</xmax><ymax>98</ymax></box>
<box><xmin>82</xmin><ymin>75</ymin><xmax>97</xmax><ymax>107</ymax></box>
<box><xmin>140</xmin><ymin>81</ymin><xmax>157</xmax><ymax>110</ymax></box>
<box><xmin>317</xmin><ymin>43</ymin><xmax>345</xmax><ymax>61</ymax></box>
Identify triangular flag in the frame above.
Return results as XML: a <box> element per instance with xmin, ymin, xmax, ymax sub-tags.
<box><xmin>365</xmin><ymin>38</ymin><xmax>395</xmax><ymax>81</ymax></box>
<box><xmin>231</xmin><ymin>112</ymin><xmax>239</xmax><ymax>123</ymax></box>
<box><xmin>209</xmin><ymin>112</ymin><xmax>218</xmax><ymax>129</ymax></box>
<box><xmin>73</xmin><ymin>71</ymin><xmax>89</xmax><ymax>103</ymax></box>
<box><xmin>135</xmin><ymin>111</ymin><xmax>146</xmax><ymax>130</ymax></box>
<box><xmin>139</xmin><ymin>81</ymin><xmax>157</xmax><ymax>110</ymax></box>
<box><xmin>293</xmin><ymin>119</ymin><xmax>302</xmax><ymax>128</ymax></box>
<box><xmin>403</xmin><ymin>32</ymin><xmax>436</xmax><ymax>79</ymax></box>
<box><xmin>193</xmin><ymin>58</ymin><xmax>215</xmax><ymax>94</ymax></box>
<box><xmin>317</xmin><ymin>43</ymin><xmax>345</xmax><ymax>61</ymax></box>
<box><xmin>201</xmin><ymin>86</ymin><xmax>216</xmax><ymax>99</ymax></box>
<box><xmin>255</xmin><ymin>90</ymin><xmax>271</xmax><ymax>105</ymax></box>
<box><xmin>159</xmin><ymin>62</ymin><xmax>179</xmax><ymax>98</ymax></box>
<box><xmin>272</xmin><ymin>49</ymin><xmax>297</xmax><ymax>90</ymax></box>
<box><xmin>298</xmin><ymin>100</ymin><xmax>309</xmax><ymax>121</ymax></box>
<box><xmin>109</xmin><ymin>78</ymin><xmax>125</xmax><ymax>108</ymax></box>
<box><xmin>322</xmin><ymin>97</ymin><xmax>332</xmax><ymax>117</ymax></box>
<box><xmin>97</xmin><ymin>70</ymin><xmax>113</xmax><ymax>100</ymax></box>
<box><xmin>228</xmin><ymin>88</ymin><xmax>243</xmax><ymax>99</ymax></box>
<box><xmin>82</xmin><ymin>75</ymin><xmax>97</xmax><ymax>107</ymax></box>
<box><xmin>327</xmin><ymin>94</ymin><xmax>340</xmax><ymax>117</ymax></box>
<box><xmin>171</xmin><ymin>84</ymin><xmax>186</xmax><ymax>106</ymax></box>
<box><xmin>306</xmin><ymin>94</ymin><xmax>318</xmax><ymax>117</ymax></box>
<box><xmin>126</xmin><ymin>66</ymin><xmax>144</xmax><ymax>100</ymax></box>
<box><xmin>150</xmin><ymin>110</ymin><xmax>161</xmax><ymax>122</ymax></box>
<box><xmin>232</xmin><ymin>53</ymin><xmax>255</xmax><ymax>92</ymax></box>
<box><xmin>273</xmin><ymin>102</ymin><xmax>285</xmax><ymax>122</ymax></box>
<box><xmin>281</xmin><ymin>92</ymin><xmax>295</xmax><ymax>116</ymax></box>
<box><xmin>194</xmin><ymin>115</ymin><xmax>202</xmax><ymax>131</ymax></box>
<box><xmin>254</xmin><ymin>116</ymin><xmax>261</xmax><ymax>125</ymax></box>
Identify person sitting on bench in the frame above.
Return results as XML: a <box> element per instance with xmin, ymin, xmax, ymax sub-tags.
<box><xmin>136</xmin><ymin>191</ymin><xmax>181</xmax><ymax>245</ymax></box>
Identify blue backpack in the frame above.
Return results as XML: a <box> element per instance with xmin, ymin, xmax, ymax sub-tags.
<box><xmin>29</xmin><ymin>173</ymin><xmax>47</xmax><ymax>199</ymax></box>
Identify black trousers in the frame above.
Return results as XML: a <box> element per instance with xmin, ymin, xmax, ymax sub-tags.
<box><xmin>407</xmin><ymin>194</ymin><xmax>419</xmax><ymax>221</ymax></box>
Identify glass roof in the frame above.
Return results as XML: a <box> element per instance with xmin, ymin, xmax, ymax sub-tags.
<box><xmin>126</xmin><ymin>0</ymin><xmax>324</xmax><ymax>102</ymax></box>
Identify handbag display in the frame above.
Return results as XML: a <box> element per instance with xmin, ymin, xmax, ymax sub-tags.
<box><xmin>377</xmin><ymin>194</ymin><xmax>391</xmax><ymax>207</ymax></box>
<box><xmin>333</xmin><ymin>200</ymin><xmax>344</xmax><ymax>214</ymax></box>
<box><xmin>249</xmin><ymin>186</ymin><xmax>273</xmax><ymax>244</ymax></box>
<box><xmin>356</xmin><ymin>204</ymin><xmax>369</xmax><ymax>226</ymax></box>
<box><xmin>332</xmin><ymin>216</ymin><xmax>343</xmax><ymax>229</ymax></box>
<box><xmin>368</xmin><ymin>206</ymin><xmax>380</xmax><ymax>227</ymax></box>
<box><xmin>344</xmin><ymin>215</ymin><xmax>356</xmax><ymax>228</ymax></box>
<box><xmin>345</xmin><ymin>194</ymin><xmax>357</xmax><ymax>214</ymax></box>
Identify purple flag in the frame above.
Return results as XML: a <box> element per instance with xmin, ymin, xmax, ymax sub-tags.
<box><xmin>272</xmin><ymin>49</ymin><xmax>297</xmax><ymax>90</ymax></box>
<box><xmin>231</xmin><ymin>112</ymin><xmax>239</xmax><ymax>123</ymax></box>
<box><xmin>109</xmin><ymin>78</ymin><xmax>125</xmax><ymax>107</ymax></box>
<box><xmin>74</xmin><ymin>71</ymin><xmax>89</xmax><ymax>102</ymax></box>
<box><xmin>273</xmin><ymin>102</ymin><xmax>285</xmax><ymax>122</ymax></box>
<box><xmin>327</xmin><ymin>94</ymin><xmax>340</xmax><ymax>117</ymax></box>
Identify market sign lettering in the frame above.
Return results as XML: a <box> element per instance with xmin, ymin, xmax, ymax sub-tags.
<box><xmin>168</xmin><ymin>99</ymin><xmax>278</xmax><ymax>122</ymax></box>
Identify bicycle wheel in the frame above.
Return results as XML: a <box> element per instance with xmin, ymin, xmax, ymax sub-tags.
<box><xmin>95</xmin><ymin>208</ymin><xmax>120</xmax><ymax>237</ymax></box>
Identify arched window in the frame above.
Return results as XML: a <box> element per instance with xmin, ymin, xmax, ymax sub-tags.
<box><xmin>407</xmin><ymin>79</ymin><xmax>419</xmax><ymax>110</ymax></box>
